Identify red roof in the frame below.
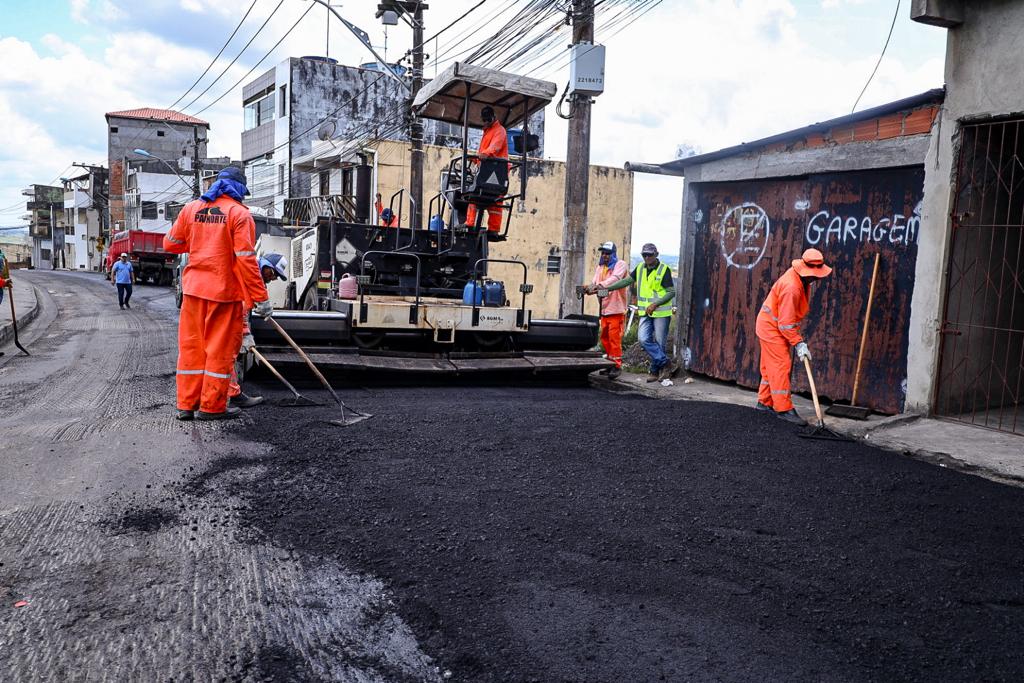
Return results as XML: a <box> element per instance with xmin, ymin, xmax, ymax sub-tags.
<box><xmin>105</xmin><ymin>108</ymin><xmax>209</xmax><ymax>126</ymax></box>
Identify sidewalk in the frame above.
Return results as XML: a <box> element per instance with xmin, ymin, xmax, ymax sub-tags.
<box><xmin>0</xmin><ymin>272</ymin><xmax>39</xmax><ymax>350</ymax></box>
<box><xmin>592</xmin><ymin>370</ymin><xmax>1024</xmax><ymax>486</ymax></box>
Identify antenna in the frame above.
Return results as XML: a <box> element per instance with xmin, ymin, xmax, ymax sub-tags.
<box><xmin>318</xmin><ymin>121</ymin><xmax>337</xmax><ymax>141</ymax></box>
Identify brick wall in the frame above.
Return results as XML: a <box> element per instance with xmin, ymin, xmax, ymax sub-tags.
<box><xmin>109</xmin><ymin>160</ymin><xmax>125</xmax><ymax>225</ymax></box>
<box><xmin>757</xmin><ymin>104</ymin><xmax>940</xmax><ymax>155</ymax></box>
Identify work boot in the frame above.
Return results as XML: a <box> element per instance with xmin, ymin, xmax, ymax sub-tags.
<box><xmin>176</xmin><ymin>409</ymin><xmax>194</xmax><ymax>421</ymax></box>
<box><xmin>645</xmin><ymin>371</ymin><xmax>661</xmax><ymax>383</ymax></box>
<box><xmin>196</xmin><ymin>406</ymin><xmax>243</xmax><ymax>421</ymax></box>
<box><xmin>776</xmin><ymin>409</ymin><xmax>808</xmax><ymax>426</ymax></box>
<box><xmin>230</xmin><ymin>392</ymin><xmax>265</xmax><ymax>409</ymax></box>
<box><xmin>755</xmin><ymin>402</ymin><xmax>773</xmax><ymax>412</ymax></box>
<box><xmin>125</xmin><ymin>302</ymin><xmax>131</xmax><ymax>309</ymax></box>
<box><xmin>119</xmin><ymin>304</ymin><xmax>124</xmax><ymax>310</ymax></box>
<box><xmin>607</xmin><ymin>367</ymin><xmax>621</xmax><ymax>380</ymax></box>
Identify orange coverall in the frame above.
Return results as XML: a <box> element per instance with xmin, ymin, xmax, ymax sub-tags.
<box><xmin>465</xmin><ymin>121</ymin><xmax>508</xmax><ymax>232</ymax></box>
<box><xmin>163</xmin><ymin>196</ymin><xmax>268</xmax><ymax>414</ymax></box>
<box><xmin>755</xmin><ymin>267</ymin><xmax>809</xmax><ymax>413</ymax></box>
<box><xmin>592</xmin><ymin>259</ymin><xmax>628</xmax><ymax>368</ymax></box>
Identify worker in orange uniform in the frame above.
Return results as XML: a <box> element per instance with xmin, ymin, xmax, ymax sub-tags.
<box><xmin>163</xmin><ymin>166</ymin><xmax>271</xmax><ymax>422</ymax></box>
<box><xmin>584</xmin><ymin>241</ymin><xmax>628</xmax><ymax>379</ymax></box>
<box><xmin>464</xmin><ymin>105</ymin><xmax>508</xmax><ymax>235</ymax></box>
<box><xmin>375</xmin><ymin>193</ymin><xmax>399</xmax><ymax>227</ymax></box>
<box><xmin>755</xmin><ymin>248</ymin><xmax>833</xmax><ymax>426</ymax></box>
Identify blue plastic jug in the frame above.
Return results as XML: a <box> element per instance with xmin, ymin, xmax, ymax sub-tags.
<box><xmin>462</xmin><ymin>281</ymin><xmax>483</xmax><ymax>306</ymax></box>
<box><xmin>483</xmin><ymin>281</ymin><xmax>506</xmax><ymax>307</ymax></box>
<box><xmin>428</xmin><ymin>214</ymin><xmax>445</xmax><ymax>232</ymax></box>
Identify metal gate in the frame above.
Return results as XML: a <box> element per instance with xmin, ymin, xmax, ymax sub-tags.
<box><xmin>936</xmin><ymin>118</ymin><xmax>1024</xmax><ymax>435</ymax></box>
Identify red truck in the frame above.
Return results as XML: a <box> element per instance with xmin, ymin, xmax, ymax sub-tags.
<box><xmin>106</xmin><ymin>230</ymin><xmax>177</xmax><ymax>286</ymax></box>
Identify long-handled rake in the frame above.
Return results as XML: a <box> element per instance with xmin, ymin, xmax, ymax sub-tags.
<box><xmin>798</xmin><ymin>356</ymin><xmax>851</xmax><ymax>442</ymax></box>
<box><xmin>6</xmin><ymin>283</ymin><xmax>30</xmax><ymax>356</ymax></box>
<box><xmin>265</xmin><ymin>317</ymin><xmax>372</xmax><ymax>427</ymax></box>
<box><xmin>251</xmin><ymin>347</ymin><xmax>321</xmax><ymax>407</ymax></box>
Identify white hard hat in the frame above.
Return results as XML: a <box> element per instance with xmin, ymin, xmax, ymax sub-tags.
<box><xmin>120</xmin><ymin>252</ymin><xmax>128</xmax><ymax>257</ymax></box>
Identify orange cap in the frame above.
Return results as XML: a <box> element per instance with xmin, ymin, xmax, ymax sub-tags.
<box><xmin>792</xmin><ymin>248</ymin><xmax>833</xmax><ymax>278</ymax></box>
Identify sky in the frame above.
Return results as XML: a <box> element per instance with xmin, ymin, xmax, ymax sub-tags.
<box><xmin>0</xmin><ymin>0</ymin><xmax>949</xmax><ymax>251</ymax></box>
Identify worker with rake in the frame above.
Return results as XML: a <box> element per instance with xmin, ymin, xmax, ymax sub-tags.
<box><xmin>755</xmin><ymin>248</ymin><xmax>833</xmax><ymax>425</ymax></box>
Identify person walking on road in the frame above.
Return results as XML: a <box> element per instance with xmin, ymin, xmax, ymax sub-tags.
<box><xmin>163</xmin><ymin>166</ymin><xmax>271</xmax><ymax>422</ymax></box>
<box><xmin>228</xmin><ymin>252</ymin><xmax>289</xmax><ymax>409</ymax></box>
<box><xmin>584</xmin><ymin>241</ymin><xmax>628</xmax><ymax>379</ymax></box>
<box><xmin>755</xmin><ymin>248</ymin><xmax>833</xmax><ymax>426</ymax></box>
<box><xmin>111</xmin><ymin>253</ymin><xmax>134</xmax><ymax>310</ymax></box>
<box><xmin>606</xmin><ymin>243</ymin><xmax>677</xmax><ymax>382</ymax></box>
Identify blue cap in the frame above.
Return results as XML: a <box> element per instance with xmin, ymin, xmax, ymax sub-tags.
<box><xmin>258</xmin><ymin>253</ymin><xmax>288</xmax><ymax>281</ymax></box>
<box><xmin>218</xmin><ymin>166</ymin><xmax>250</xmax><ymax>195</ymax></box>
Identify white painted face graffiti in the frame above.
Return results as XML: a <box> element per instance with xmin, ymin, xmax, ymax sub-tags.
<box><xmin>720</xmin><ymin>202</ymin><xmax>770</xmax><ymax>270</ymax></box>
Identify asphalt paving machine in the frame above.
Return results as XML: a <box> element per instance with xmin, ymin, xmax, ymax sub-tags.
<box><xmin>249</xmin><ymin>63</ymin><xmax>611</xmax><ymax>379</ymax></box>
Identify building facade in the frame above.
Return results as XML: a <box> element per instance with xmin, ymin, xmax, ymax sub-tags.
<box><xmin>62</xmin><ymin>167</ymin><xmax>108</xmax><ymax>271</ymax></box>
<box><xmin>21</xmin><ymin>184</ymin><xmax>66</xmax><ymax>271</ymax></box>
<box><xmin>240</xmin><ymin>57</ymin><xmax>545</xmax><ymax>217</ymax></box>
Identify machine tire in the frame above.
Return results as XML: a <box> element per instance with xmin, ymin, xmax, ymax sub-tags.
<box><xmin>302</xmin><ymin>286</ymin><xmax>319</xmax><ymax>311</ymax></box>
<box><xmin>473</xmin><ymin>332</ymin><xmax>509</xmax><ymax>350</ymax></box>
<box><xmin>353</xmin><ymin>331</ymin><xmax>385</xmax><ymax>349</ymax></box>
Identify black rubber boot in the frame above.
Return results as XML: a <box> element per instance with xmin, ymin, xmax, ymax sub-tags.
<box><xmin>607</xmin><ymin>367</ymin><xmax>622</xmax><ymax>379</ymax></box>
<box><xmin>176</xmin><ymin>410</ymin><xmax>195</xmax><ymax>421</ymax></box>
<box><xmin>196</xmin><ymin>406</ymin><xmax>242</xmax><ymax>421</ymax></box>
<box><xmin>230</xmin><ymin>392</ymin><xmax>265</xmax><ymax>409</ymax></box>
<box><xmin>755</xmin><ymin>402</ymin><xmax>773</xmax><ymax>412</ymax></box>
<box><xmin>776</xmin><ymin>409</ymin><xmax>808</xmax><ymax>426</ymax></box>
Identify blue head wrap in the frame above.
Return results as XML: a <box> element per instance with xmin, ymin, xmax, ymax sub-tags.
<box><xmin>600</xmin><ymin>244</ymin><xmax>618</xmax><ymax>269</ymax></box>
<box><xmin>201</xmin><ymin>167</ymin><xmax>250</xmax><ymax>203</ymax></box>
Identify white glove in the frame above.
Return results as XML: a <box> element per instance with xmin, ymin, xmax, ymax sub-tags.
<box><xmin>795</xmin><ymin>341</ymin><xmax>811</xmax><ymax>361</ymax></box>
<box><xmin>253</xmin><ymin>299</ymin><xmax>273</xmax><ymax>319</ymax></box>
<box><xmin>241</xmin><ymin>333</ymin><xmax>255</xmax><ymax>352</ymax></box>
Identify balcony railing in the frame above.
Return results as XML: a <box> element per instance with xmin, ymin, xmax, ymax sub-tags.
<box><xmin>283</xmin><ymin>194</ymin><xmax>357</xmax><ymax>225</ymax></box>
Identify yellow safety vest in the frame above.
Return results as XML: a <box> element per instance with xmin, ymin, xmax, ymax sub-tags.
<box><xmin>636</xmin><ymin>263</ymin><xmax>672</xmax><ymax>317</ymax></box>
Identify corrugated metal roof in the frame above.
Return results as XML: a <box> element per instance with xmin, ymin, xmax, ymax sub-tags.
<box><xmin>657</xmin><ymin>88</ymin><xmax>945</xmax><ymax>173</ymax></box>
<box><xmin>105</xmin><ymin>108</ymin><xmax>209</xmax><ymax>126</ymax></box>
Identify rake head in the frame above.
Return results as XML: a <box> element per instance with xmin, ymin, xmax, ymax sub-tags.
<box><xmin>798</xmin><ymin>423</ymin><xmax>852</xmax><ymax>441</ymax></box>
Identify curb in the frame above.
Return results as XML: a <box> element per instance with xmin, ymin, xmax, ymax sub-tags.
<box><xmin>0</xmin><ymin>280</ymin><xmax>40</xmax><ymax>349</ymax></box>
<box><xmin>589</xmin><ymin>372</ymin><xmax>1024</xmax><ymax>487</ymax></box>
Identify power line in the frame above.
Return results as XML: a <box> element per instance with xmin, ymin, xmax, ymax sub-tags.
<box><xmin>851</xmin><ymin>0</ymin><xmax>901</xmax><ymax>113</ymax></box>
<box><xmin>167</xmin><ymin>0</ymin><xmax>262</xmax><ymax>112</ymax></box>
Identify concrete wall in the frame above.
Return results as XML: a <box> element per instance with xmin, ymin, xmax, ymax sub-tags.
<box><xmin>906</xmin><ymin>0</ymin><xmax>1024</xmax><ymax>414</ymax></box>
<box><xmin>371</xmin><ymin>139</ymin><xmax>632</xmax><ymax>318</ymax></box>
<box><xmin>107</xmin><ymin>118</ymin><xmax>207</xmax><ymax>168</ymax></box>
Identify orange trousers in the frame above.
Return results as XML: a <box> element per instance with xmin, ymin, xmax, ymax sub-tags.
<box><xmin>466</xmin><ymin>202</ymin><xmax>503</xmax><ymax>232</ymax></box>
<box><xmin>600</xmin><ymin>313</ymin><xmax>625</xmax><ymax>368</ymax></box>
<box><xmin>177</xmin><ymin>295</ymin><xmax>243</xmax><ymax>413</ymax></box>
<box><xmin>758</xmin><ymin>337</ymin><xmax>794</xmax><ymax>412</ymax></box>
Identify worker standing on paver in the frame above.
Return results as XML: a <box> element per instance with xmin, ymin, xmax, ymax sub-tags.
<box><xmin>606</xmin><ymin>243</ymin><xmax>677</xmax><ymax>382</ymax></box>
<box><xmin>464</xmin><ymin>105</ymin><xmax>508</xmax><ymax>236</ymax></box>
<box><xmin>755</xmin><ymin>248</ymin><xmax>833</xmax><ymax>425</ymax></box>
<box><xmin>229</xmin><ymin>252</ymin><xmax>289</xmax><ymax>409</ymax></box>
<box><xmin>375</xmin><ymin>193</ymin><xmax>399</xmax><ymax>227</ymax></box>
<box><xmin>584</xmin><ymin>241</ymin><xmax>628</xmax><ymax>379</ymax></box>
<box><xmin>163</xmin><ymin>166</ymin><xmax>271</xmax><ymax>422</ymax></box>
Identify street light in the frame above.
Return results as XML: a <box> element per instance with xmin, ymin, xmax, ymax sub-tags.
<box><xmin>133</xmin><ymin>149</ymin><xmax>195</xmax><ymax>197</ymax></box>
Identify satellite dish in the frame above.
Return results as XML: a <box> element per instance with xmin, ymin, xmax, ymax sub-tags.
<box><xmin>317</xmin><ymin>121</ymin><xmax>337</xmax><ymax>141</ymax></box>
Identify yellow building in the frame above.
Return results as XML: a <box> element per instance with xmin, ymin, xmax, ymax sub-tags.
<box><xmin>292</xmin><ymin>138</ymin><xmax>633</xmax><ymax>318</ymax></box>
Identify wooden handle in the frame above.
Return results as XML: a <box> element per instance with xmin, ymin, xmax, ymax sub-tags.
<box><xmin>251</xmin><ymin>347</ymin><xmax>302</xmax><ymax>399</ymax></box>
<box><xmin>802</xmin><ymin>356</ymin><xmax>824</xmax><ymax>426</ymax></box>
<box><xmin>267</xmin><ymin>316</ymin><xmax>343</xmax><ymax>406</ymax></box>
<box><xmin>851</xmin><ymin>253</ymin><xmax>881</xmax><ymax>405</ymax></box>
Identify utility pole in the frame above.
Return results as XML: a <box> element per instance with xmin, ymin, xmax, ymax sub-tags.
<box><xmin>192</xmin><ymin>126</ymin><xmax>202</xmax><ymax>199</ymax></box>
<box><xmin>377</xmin><ymin>1</ymin><xmax>426</xmax><ymax>230</ymax></box>
<box><xmin>558</xmin><ymin>0</ymin><xmax>595</xmax><ymax>318</ymax></box>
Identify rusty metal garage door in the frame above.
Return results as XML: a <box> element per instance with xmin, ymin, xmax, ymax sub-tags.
<box><xmin>687</xmin><ymin>168</ymin><xmax>925</xmax><ymax>415</ymax></box>
<box><xmin>936</xmin><ymin>119</ymin><xmax>1024</xmax><ymax>435</ymax></box>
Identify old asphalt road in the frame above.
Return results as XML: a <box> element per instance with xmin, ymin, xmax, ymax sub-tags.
<box><xmin>3</xmin><ymin>272</ymin><xmax>1024</xmax><ymax>682</ymax></box>
<box><xmin>0</xmin><ymin>271</ymin><xmax>438</xmax><ymax>681</ymax></box>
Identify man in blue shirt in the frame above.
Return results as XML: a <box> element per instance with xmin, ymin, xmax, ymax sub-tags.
<box><xmin>111</xmin><ymin>253</ymin><xmax>134</xmax><ymax>309</ymax></box>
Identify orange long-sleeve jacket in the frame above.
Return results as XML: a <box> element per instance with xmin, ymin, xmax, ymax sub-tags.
<box><xmin>756</xmin><ymin>267</ymin><xmax>809</xmax><ymax>346</ymax></box>
<box><xmin>163</xmin><ymin>195</ymin><xmax>268</xmax><ymax>306</ymax></box>
<box><xmin>478</xmin><ymin>121</ymin><xmax>508</xmax><ymax>160</ymax></box>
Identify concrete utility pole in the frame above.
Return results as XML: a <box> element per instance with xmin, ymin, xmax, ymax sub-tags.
<box><xmin>192</xmin><ymin>127</ymin><xmax>202</xmax><ymax>199</ymax></box>
<box><xmin>558</xmin><ymin>0</ymin><xmax>595</xmax><ymax>318</ymax></box>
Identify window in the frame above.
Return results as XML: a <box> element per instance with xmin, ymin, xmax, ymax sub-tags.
<box><xmin>277</xmin><ymin>165</ymin><xmax>285</xmax><ymax>195</ymax></box>
<box><xmin>246</xmin><ymin>158</ymin><xmax>275</xmax><ymax>198</ymax></box>
<box><xmin>110</xmin><ymin>126</ymin><xmax>118</xmax><ymax>133</ymax></box>
<box><xmin>546</xmin><ymin>254</ymin><xmax>561</xmax><ymax>274</ymax></box>
<box><xmin>243</xmin><ymin>93</ymin><xmax>274</xmax><ymax>131</ymax></box>
<box><xmin>166</xmin><ymin>202</ymin><xmax>184</xmax><ymax>222</ymax></box>
<box><xmin>318</xmin><ymin>170</ymin><xmax>331</xmax><ymax>196</ymax></box>
<box><xmin>65</xmin><ymin>224</ymin><xmax>75</xmax><ymax>236</ymax></box>
<box><xmin>141</xmin><ymin>201</ymin><xmax>158</xmax><ymax>219</ymax></box>
<box><xmin>279</xmin><ymin>84</ymin><xmax>288</xmax><ymax>117</ymax></box>
<box><xmin>157</xmin><ymin>130</ymin><xmax>165</xmax><ymax>137</ymax></box>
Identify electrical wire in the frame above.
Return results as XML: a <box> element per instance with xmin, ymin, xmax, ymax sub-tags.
<box><xmin>851</xmin><ymin>0</ymin><xmax>901</xmax><ymax>113</ymax></box>
<box><xmin>166</xmin><ymin>0</ymin><xmax>261</xmax><ymax>112</ymax></box>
